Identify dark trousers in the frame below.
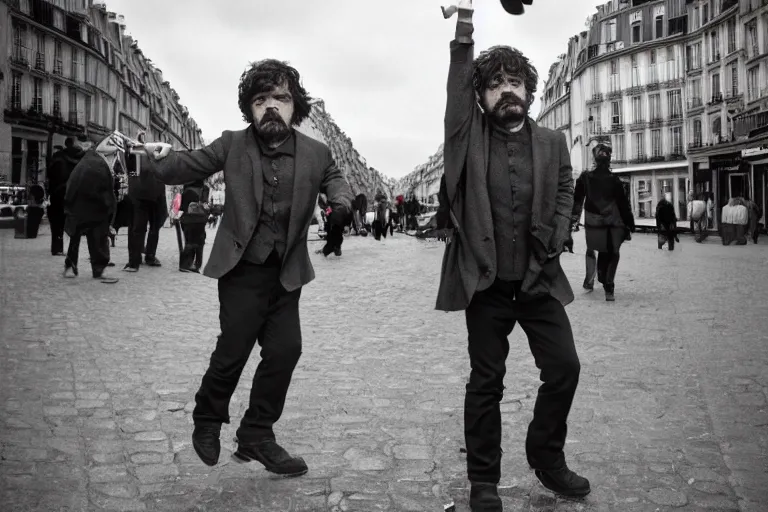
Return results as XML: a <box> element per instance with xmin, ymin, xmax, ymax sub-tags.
<box><xmin>321</xmin><ymin>223</ymin><xmax>344</xmax><ymax>256</ymax></box>
<box><xmin>180</xmin><ymin>222</ymin><xmax>206</xmax><ymax>269</ymax></box>
<box><xmin>128</xmin><ymin>198</ymin><xmax>164</xmax><ymax>266</ymax></box>
<box><xmin>585</xmin><ymin>250</ymin><xmax>620</xmax><ymax>293</ymax></box>
<box><xmin>47</xmin><ymin>203</ymin><xmax>65</xmax><ymax>254</ymax></box>
<box><xmin>372</xmin><ymin>220</ymin><xmax>387</xmax><ymax>240</ymax></box>
<box><xmin>658</xmin><ymin>226</ymin><xmax>676</xmax><ymax>250</ymax></box>
<box><xmin>66</xmin><ymin>221</ymin><xmax>111</xmax><ymax>276</ymax></box>
<box><xmin>193</xmin><ymin>257</ymin><xmax>303</xmax><ymax>443</ymax></box>
<box><xmin>464</xmin><ymin>280</ymin><xmax>580</xmax><ymax>483</ymax></box>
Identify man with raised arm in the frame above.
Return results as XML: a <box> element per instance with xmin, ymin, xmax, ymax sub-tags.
<box><xmin>138</xmin><ymin>59</ymin><xmax>354</xmax><ymax>476</ymax></box>
<box><xmin>435</xmin><ymin>1</ymin><xmax>589</xmax><ymax>508</ymax></box>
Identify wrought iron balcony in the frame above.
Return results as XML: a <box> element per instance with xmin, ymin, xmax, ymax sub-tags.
<box><xmin>734</xmin><ymin>110</ymin><xmax>768</xmax><ymax>138</ymax></box>
<box><xmin>53</xmin><ymin>59</ymin><xmax>62</xmax><ymax>75</ymax></box>
<box><xmin>688</xmin><ymin>140</ymin><xmax>703</xmax><ymax>149</ymax></box>
<box><xmin>11</xmin><ymin>45</ymin><xmax>30</xmax><ymax>66</ymax></box>
<box><xmin>34</xmin><ymin>52</ymin><xmax>45</xmax><ymax>71</ymax></box>
<box><xmin>629</xmin><ymin>154</ymin><xmax>649</xmax><ymax>164</ymax></box>
<box><xmin>708</xmin><ymin>93</ymin><xmax>724</xmax><ymax>105</ymax></box>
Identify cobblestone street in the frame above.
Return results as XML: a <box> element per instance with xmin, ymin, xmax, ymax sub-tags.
<box><xmin>1</xmin><ymin>224</ymin><xmax>767</xmax><ymax>512</ymax></box>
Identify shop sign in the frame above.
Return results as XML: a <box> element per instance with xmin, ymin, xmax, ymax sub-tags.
<box><xmin>709</xmin><ymin>153</ymin><xmax>741</xmax><ymax>170</ymax></box>
<box><xmin>742</xmin><ymin>145</ymin><xmax>768</xmax><ymax>158</ymax></box>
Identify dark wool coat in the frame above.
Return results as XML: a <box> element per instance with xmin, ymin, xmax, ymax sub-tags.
<box><xmin>47</xmin><ymin>146</ymin><xmax>85</xmax><ymax>206</ymax></box>
<box><xmin>435</xmin><ymin>37</ymin><xmax>575</xmax><ymax>312</ymax></box>
<box><xmin>63</xmin><ymin>151</ymin><xmax>116</xmax><ymax>235</ymax></box>
<box><xmin>571</xmin><ymin>167</ymin><xmax>635</xmax><ymax>253</ymax></box>
<box><xmin>142</xmin><ymin>127</ymin><xmax>354</xmax><ymax>291</ymax></box>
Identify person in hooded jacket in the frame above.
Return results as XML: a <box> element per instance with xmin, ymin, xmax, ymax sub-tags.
<box><xmin>656</xmin><ymin>192</ymin><xmax>678</xmax><ymax>250</ymax></box>
<box><xmin>571</xmin><ymin>141</ymin><xmax>634</xmax><ymax>301</ymax></box>
<box><xmin>46</xmin><ymin>138</ymin><xmax>85</xmax><ymax>255</ymax></box>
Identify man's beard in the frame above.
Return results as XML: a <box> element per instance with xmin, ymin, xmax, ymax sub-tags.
<box><xmin>254</xmin><ymin>111</ymin><xmax>291</xmax><ymax>145</ymax></box>
<box><xmin>489</xmin><ymin>92</ymin><xmax>528</xmax><ymax>125</ymax></box>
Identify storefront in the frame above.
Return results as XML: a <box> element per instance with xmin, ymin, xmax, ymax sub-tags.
<box><xmin>709</xmin><ymin>152</ymin><xmax>744</xmax><ymax>229</ymax></box>
<box><xmin>740</xmin><ymin>146</ymin><xmax>768</xmax><ymax>226</ymax></box>
<box><xmin>613</xmin><ymin>161</ymin><xmax>689</xmax><ymax>221</ymax></box>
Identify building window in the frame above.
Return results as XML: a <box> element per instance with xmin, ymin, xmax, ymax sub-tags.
<box><xmin>631</xmin><ymin>54</ymin><xmax>640</xmax><ymax>87</ymax></box>
<box><xmin>10</xmin><ymin>72</ymin><xmax>22</xmax><ymax>110</ymax></box>
<box><xmin>668</xmin><ymin>89</ymin><xmax>683</xmax><ymax>119</ymax></box>
<box><xmin>688</xmin><ymin>77</ymin><xmax>702</xmax><ymax>107</ymax></box>
<box><xmin>71</xmin><ymin>48</ymin><xmax>79</xmax><ymax>81</ymax></box>
<box><xmin>655</xmin><ymin>15</ymin><xmax>664</xmax><ymax>39</ymax></box>
<box><xmin>32</xmin><ymin>78</ymin><xmax>43</xmax><ymax>113</ymax></box>
<box><xmin>702</xmin><ymin>4</ymin><xmax>709</xmax><ymax>24</ymax></box>
<box><xmin>747</xmin><ymin>20</ymin><xmax>758</xmax><ymax>59</ymax></box>
<box><xmin>85</xmin><ymin>96</ymin><xmax>91</xmax><ymax>124</ymax></box>
<box><xmin>632</xmin><ymin>132</ymin><xmax>645</xmax><ymax>159</ymax></box>
<box><xmin>53</xmin><ymin>84</ymin><xmax>61</xmax><ymax>117</ymax></box>
<box><xmin>727</xmin><ymin>17</ymin><xmax>736</xmax><ymax>54</ymax></box>
<box><xmin>670</xmin><ymin>126</ymin><xmax>683</xmax><ymax>154</ymax></box>
<box><xmin>604</xmin><ymin>18</ymin><xmax>617</xmax><ymax>42</ymax></box>
<box><xmin>710</xmin><ymin>30</ymin><xmax>720</xmax><ymax>61</ymax></box>
<box><xmin>649</xmin><ymin>93</ymin><xmax>661</xmax><ymax>120</ymax></box>
<box><xmin>651</xmin><ymin>129</ymin><xmax>662</xmax><ymax>157</ymax></box>
<box><xmin>712</xmin><ymin>117</ymin><xmax>722</xmax><ymax>142</ymax></box>
<box><xmin>589</xmin><ymin>106</ymin><xmax>602</xmax><ymax>134</ymax></box>
<box><xmin>54</xmin><ymin>40</ymin><xmax>62</xmax><ymax>75</ymax></box>
<box><xmin>613</xmin><ymin>133</ymin><xmax>626</xmax><ymax>161</ymax></box>
<box><xmin>711</xmin><ymin>73</ymin><xmax>721</xmax><ymax>101</ymax></box>
<box><xmin>729</xmin><ymin>64</ymin><xmax>739</xmax><ymax>96</ymax></box>
<box><xmin>638</xmin><ymin>180</ymin><xmax>653</xmax><ymax>218</ymax></box>
<box><xmin>632</xmin><ymin>23</ymin><xmax>642</xmax><ymax>44</ymax></box>
<box><xmin>632</xmin><ymin>96</ymin><xmax>643</xmax><ymax>122</ymax></box>
<box><xmin>649</xmin><ymin>49</ymin><xmax>658</xmax><ymax>83</ymax></box>
<box><xmin>693</xmin><ymin>118</ymin><xmax>702</xmax><ymax>146</ymax></box>
<box><xmin>12</xmin><ymin>22</ymin><xmax>28</xmax><ymax>65</ymax></box>
<box><xmin>609</xmin><ymin>59</ymin><xmax>620</xmax><ymax>91</ymax></box>
<box><xmin>611</xmin><ymin>100</ymin><xmax>623</xmax><ymax>126</ymax></box>
<box><xmin>686</xmin><ymin>43</ymin><xmax>702</xmax><ymax>71</ymax></box>
<box><xmin>69</xmin><ymin>87</ymin><xmax>78</xmax><ymax>124</ymax></box>
<box><xmin>35</xmin><ymin>31</ymin><xmax>45</xmax><ymax>71</ymax></box>
<box><xmin>748</xmin><ymin>66</ymin><xmax>759</xmax><ymax>102</ymax></box>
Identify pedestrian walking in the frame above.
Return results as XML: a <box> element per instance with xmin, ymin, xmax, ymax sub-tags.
<box><xmin>688</xmin><ymin>193</ymin><xmax>708</xmax><ymax>243</ymax></box>
<box><xmin>137</xmin><ymin>58</ymin><xmax>354</xmax><ymax>475</ymax></box>
<box><xmin>46</xmin><ymin>138</ymin><xmax>84</xmax><ymax>255</ymax></box>
<box><xmin>570</xmin><ymin>141</ymin><xmax>635</xmax><ymax>301</ymax></box>
<box><xmin>433</xmin><ymin>1</ymin><xmax>589</xmax><ymax>507</ymax></box>
<box><xmin>178</xmin><ymin>180</ymin><xmax>210</xmax><ymax>272</ymax></box>
<box><xmin>62</xmin><ymin>132</ymin><xmax>125</xmax><ymax>284</ymax></box>
<box><xmin>656</xmin><ymin>192</ymin><xmax>678</xmax><ymax>250</ymax></box>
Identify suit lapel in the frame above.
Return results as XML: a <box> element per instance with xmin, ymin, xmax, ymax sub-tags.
<box><xmin>242</xmin><ymin>127</ymin><xmax>263</xmax><ymax>226</ymax></box>
<box><xmin>285</xmin><ymin>131</ymin><xmax>312</xmax><ymax>250</ymax></box>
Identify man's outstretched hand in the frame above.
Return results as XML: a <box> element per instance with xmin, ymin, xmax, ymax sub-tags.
<box><xmin>133</xmin><ymin>130</ymin><xmax>172</xmax><ymax>160</ymax></box>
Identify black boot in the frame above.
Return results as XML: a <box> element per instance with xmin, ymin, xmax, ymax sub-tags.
<box><xmin>232</xmin><ymin>438</ymin><xmax>308</xmax><ymax>477</ymax></box>
<box><xmin>469</xmin><ymin>482</ymin><xmax>502</xmax><ymax>511</ymax></box>
<box><xmin>535</xmin><ymin>466</ymin><xmax>591</xmax><ymax>497</ymax></box>
<box><xmin>192</xmin><ymin>423</ymin><xmax>221</xmax><ymax>466</ymax></box>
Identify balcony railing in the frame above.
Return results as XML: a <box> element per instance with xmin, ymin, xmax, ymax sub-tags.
<box><xmin>53</xmin><ymin>59</ymin><xmax>62</xmax><ymax>75</ymax></box>
<box><xmin>734</xmin><ymin>110</ymin><xmax>768</xmax><ymax>137</ymax></box>
<box><xmin>11</xmin><ymin>45</ymin><xmax>30</xmax><ymax>66</ymax></box>
<box><xmin>34</xmin><ymin>51</ymin><xmax>45</xmax><ymax>71</ymax></box>
<box><xmin>709</xmin><ymin>93</ymin><xmax>724</xmax><ymax>105</ymax></box>
<box><xmin>30</xmin><ymin>99</ymin><xmax>42</xmax><ymax>113</ymax></box>
<box><xmin>630</xmin><ymin>120</ymin><xmax>647</xmax><ymax>130</ymax></box>
<box><xmin>630</xmin><ymin>154</ymin><xmax>649</xmax><ymax>164</ymax></box>
<box><xmin>689</xmin><ymin>140</ymin><xmax>703</xmax><ymax>149</ymax></box>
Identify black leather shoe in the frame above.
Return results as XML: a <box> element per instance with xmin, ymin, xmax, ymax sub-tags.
<box><xmin>469</xmin><ymin>482</ymin><xmax>502</xmax><ymax>511</ymax></box>
<box><xmin>535</xmin><ymin>466</ymin><xmax>591</xmax><ymax>497</ymax></box>
<box><xmin>232</xmin><ymin>438</ymin><xmax>308</xmax><ymax>477</ymax></box>
<box><xmin>144</xmin><ymin>257</ymin><xmax>161</xmax><ymax>267</ymax></box>
<box><xmin>192</xmin><ymin>424</ymin><xmax>221</xmax><ymax>466</ymax></box>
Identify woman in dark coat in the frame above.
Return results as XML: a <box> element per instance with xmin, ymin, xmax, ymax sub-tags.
<box><xmin>571</xmin><ymin>142</ymin><xmax>634</xmax><ymax>301</ymax></box>
<box><xmin>63</xmin><ymin>133</ymin><xmax>124</xmax><ymax>283</ymax></box>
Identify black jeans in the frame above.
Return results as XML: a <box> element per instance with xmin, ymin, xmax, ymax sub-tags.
<box><xmin>47</xmin><ymin>202</ymin><xmax>65</xmax><ymax>254</ymax></box>
<box><xmin>180</xmin><ymin>221</ymin><xmax>206</xmax><ymax>269</ymax></box>
<box><xmin>128</xmin><ymin>198</ymin><xmax>164</xmax><ymax>266</ymax></box>
<box><xmin>321</xmin><ymin>223</ymin><xmax>344</xmax><ymax>256</ymax></box>
<box><xmin>66</xmin><ymin>221</ymin><xmax>111</xmax><ymax>276</ymax></box>
<box><xmin>193</xmin><ymin>257</ymin><xmax>303</xmax><ymax>443</ymax></box>
<box><xmin>585</xmin><ymin>250</ymin><xmax>620</xmax><ymax>293</ymax></box>
<box><xmin>464</xmin><ymin>279</ymin><xmax>580</xmax><ymax>483</ymax></box>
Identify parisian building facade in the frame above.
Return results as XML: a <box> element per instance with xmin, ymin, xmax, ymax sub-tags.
<box><xmin>0</xmin><ymin>0</ymin><xmax>204</xmax><ymax>188</ymax></box>
<box><xmin>538</xmin><ymin>0</ymin><xmax>768</xmax><ymax>231</ymax></box>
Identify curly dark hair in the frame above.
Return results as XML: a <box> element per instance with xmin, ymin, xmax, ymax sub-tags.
<box><xmin>237</xmin><ymin>59</ymin><xmax>312</xmax><ymax>126</ymax></box>
<box><xmin>472</xmin><ymin>46</ymin><xmax>538</xmax><ymax>107</ymax></box>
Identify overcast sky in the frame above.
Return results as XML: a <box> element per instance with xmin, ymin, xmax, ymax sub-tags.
<box><xmin>104</xmin><ymin>0</ymin><xmax>604</xmax><ymax>179</ymax></box>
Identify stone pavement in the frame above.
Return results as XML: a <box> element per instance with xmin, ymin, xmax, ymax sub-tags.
<box><xmin>1</xmin><ymin>224</ymin><xmax>767</xmax><ymax>512</ymax></box>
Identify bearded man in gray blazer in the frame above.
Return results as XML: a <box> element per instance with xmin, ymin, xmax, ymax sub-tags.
<box><xmin>434</xmin><ymin>0</ymin><xmax>588</xmax><ymax>508</ymax></box>
<box><xmin>139</xmin><ymin>59</ymin><xmax>353</xmax><ymax>476</ymax></box>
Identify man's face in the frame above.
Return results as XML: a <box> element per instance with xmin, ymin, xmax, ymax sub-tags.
<box><xmin>481</xmin><ymin>69</ymin><xmax>528</xmax><ymax>125</ymax></box>
<box><xmin>250</xmin><ymin>82</ymin><xmax>294</xmax><ymax>143</ymax></box>
<box><xmin>595</xmin><ymin>146</ymin><xmax>611</xmax><ymax>164</ymax></box>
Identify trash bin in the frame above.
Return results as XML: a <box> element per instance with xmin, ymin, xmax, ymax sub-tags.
<box><xmin>13</xmin><ymin>206</ymin><xmax>45</xmax><ymax>239</ymax></box>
